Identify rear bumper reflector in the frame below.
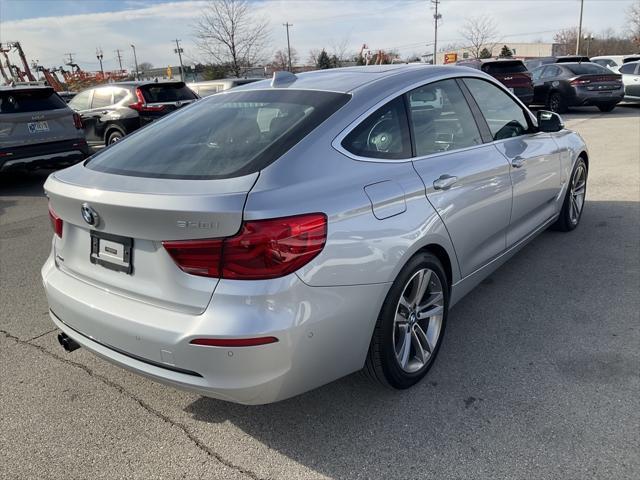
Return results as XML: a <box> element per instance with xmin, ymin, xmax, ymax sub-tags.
<box><xmin>190</xmin><ymin>337</ymin><xmax>279</xmax><ymax>347</ymax></box>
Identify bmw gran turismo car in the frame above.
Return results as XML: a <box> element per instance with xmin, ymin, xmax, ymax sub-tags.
<box><xmin>42</xmin><ymin>65</ymin><xmax>589</xmax><ymax>405</ymax></box>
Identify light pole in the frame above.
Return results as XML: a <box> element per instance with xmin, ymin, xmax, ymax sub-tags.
<box><xmin>130</xmin><ymin>44</ymin><xmax>139</xmax><ymax>80</ymax></box>
<box><xmin>96</xmin><ymin>48</ymin><xmax>104</xmax><ymax>77</ymax></box>
<box><xmin>576</xmin><ymin>0</ymin><xmax>584</xmax><ymax>54</ymax></box>
<box><xmin>586</xmin><ymin>34</ymin><xmax>594</xmax><ymax>57</ymax></box>
<box><xmin>173</xmin><ymin>39</ymin><xmax>185</xmax><ymax>81</ymax></box>
<box><xmin>431</xmin><ymin>0</ymin><xmax>441</xmax><ymax>65</ymax></box>
<box><xmin>283</xmin><ymin>23</ymin><xmax>293</xmax><ymax>71</ymax></box>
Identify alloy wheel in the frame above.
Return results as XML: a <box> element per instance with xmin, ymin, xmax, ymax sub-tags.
<box><xmin>569</xmin><ymin>162</ymin><xmax>586</xmax><ymax>224</ymax></box>
<box><xmin>392</xmin><ymin>268</ymin><xmax>444</xmax><ymax>373</ymax></box>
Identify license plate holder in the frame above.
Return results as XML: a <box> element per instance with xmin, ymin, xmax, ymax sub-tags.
<box><xmin>27</xmin><ymin>121</ymin><xmax>49</xmax><ymax>133</ymax></box>
<box><xmin>90</xmin><ymin>230</ymin><xmax>133</xmax><ymax>274</ymax></box>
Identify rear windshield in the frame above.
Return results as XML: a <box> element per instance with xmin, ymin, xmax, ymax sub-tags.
<box><xmin>140</xmin><ymin>83</ymin><xmax>198</xmax><ymax>103</ymax></box>
<box><xmin>481</xmin><ymin>62</ymin><xmax>527</xmax><ymax>74</ymax></box>
<box><xmin>86</xmin><ymin>90</ymin><xmax>351</xmax><ymax>179</ymax></box>
<box><xmin>564</xmin><ymin>63</ymin><xmax>611</xmax><ymax>75</ymax></box>
<box><xmin>0</xmin><ymin>89</ymin><xmax>67</xmax><ymax>114</ymax></box>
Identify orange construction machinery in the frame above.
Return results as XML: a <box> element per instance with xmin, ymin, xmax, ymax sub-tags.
<box><xmin>1</xmin><ymin>41</ymin><xmax>128</xmax><ymax>91</ymax></box>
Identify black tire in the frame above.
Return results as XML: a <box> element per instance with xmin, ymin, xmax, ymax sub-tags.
<box><xmin>106</xmin><ymin>130</ymin><xmax>124</xmax><ymax>145</ymax></box>
<box><xmin>551</xmin><ymin>157</ymin><xmax>588</xmax><ymax>232</ymax></box>
<box><xmin>364</xmin><ymin>252</ymin><xmax>449</xmax><ymax>389</ymax></box>
<box><xmin>547</xmin><ymin>91</ymin><xmax>568</xmax><ymax>113</ymax></box>
<box><xmin>597</xmin><ymin>103</ymin><xmax>616</xmax><ymax>112</ymax></box>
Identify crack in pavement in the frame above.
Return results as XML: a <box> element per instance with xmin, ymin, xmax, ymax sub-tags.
<box><xmin>1</xmin><ymin>329</ymin><xmax>267</xmax><ymax>480</ymax></box>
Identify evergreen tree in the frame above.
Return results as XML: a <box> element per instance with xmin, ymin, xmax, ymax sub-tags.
<box><xmin>316</xmin><ymin>49</ymin><xmax>332</xmax><ymax>69</ymax></box>
<box><xmin>499</xmin><ymin>45</ymin><xmax>513</xmax><ymax>57</ymax></box>
<box><xmin>479</xmin><ymin>47</ymin><xmax>492</xmax><ymax>59</ymax></box>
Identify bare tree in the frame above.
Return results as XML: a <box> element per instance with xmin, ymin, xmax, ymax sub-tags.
<box><xmin>627</xmin><ymin>0</ymin><xmax>640</xmax><ymax>46</ymax></box>
<box><xmin>271</xmin><ymin>48</ymin><xmax>298</xmax><ymax>71</ymax></box>
<box><xmin>193</xmin><ymin>0</ymin><xmax>269</xmax><ymax>78</ymax></box>
<box><xmin>330</xmin><ymin>36</ymin><xmax>351</xmax><ymax>66</ymax></box>
<box><xmin>459</xmin><ymin>15</ymin><xmax>499</xmax><ymax>59</ymax></box>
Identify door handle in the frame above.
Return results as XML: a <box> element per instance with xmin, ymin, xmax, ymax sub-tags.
<box><xmin>511</xmin><ymin>157</ymin><xmax>526</xmax><ymax>168</ymax></box>
<box><xmin>433</xmin><ymin>174</ymin><xmax>458</xmax><ymax>190</ymax></box>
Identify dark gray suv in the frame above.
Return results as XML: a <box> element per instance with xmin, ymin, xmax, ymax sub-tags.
<box><xmin>0</xmin><ymin>85</ymin><xmax>89</xmax><ymax>172</ymax></box>
<box><xmin>68</xmin><ymin>81</ymin><xmax>198</xmax><ymax>147</ymax></box>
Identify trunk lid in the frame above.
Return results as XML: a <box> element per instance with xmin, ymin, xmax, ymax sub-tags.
<box><xmin>45</xmin><ymin>163</ymin><xmax>258</xmax><ymax>314</ymax></box>
<box><xmin>570</xmin><ymin>74</ymin><xmax>623</xmax><ymax>90</ymax></box>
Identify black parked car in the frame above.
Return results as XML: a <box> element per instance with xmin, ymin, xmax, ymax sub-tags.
<box><xmin>529</xmin><ymin>62</ymin><xmax>624</xmax><ymax>113</ymax></box>
<box><xmin>524</xmin><ymin>56</ymin><xmax>591</xmax><ymax>70</ymax></box>
<box><xmin>68</xmin><ymin>81</ymin><xmax>198</xmax><ymax>147</ymax></box>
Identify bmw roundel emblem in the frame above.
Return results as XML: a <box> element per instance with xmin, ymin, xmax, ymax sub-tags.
<box><xmin>81</xmin><ymin>203</ymin><xmax>99</xmax><ymax>226</ymax></box>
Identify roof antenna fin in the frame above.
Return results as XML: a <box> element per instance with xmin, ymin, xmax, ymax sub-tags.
<box><xmin>271</xmin><ymin>70</ymin><xmax>297</xmax><ymax>88</ymax></box>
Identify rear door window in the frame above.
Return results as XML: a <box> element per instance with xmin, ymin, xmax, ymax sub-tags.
<box><xmin>617</xmin><ymin>63</ymin><xmax>637</xmax><ymax>75</ymax></box>
<box><xmin>91</xmin><ymin>88</ymin><xmax>113</xmax><ymax>109</ymax></box>
<box><xmin>140</xmin><ymin>83</ymin><xmax>198</xmax><ymax>103</ymax></box>
<box><xmin>0</xmin><ymin>89</ymin><xmax>67</xmax><ymax>114</ymax></box>
<box><xmin>341</xmin><ymin>96</ymin><xmax>411</xmax><ymax>159</ymax></box>
<box><xmin>407</xmin><ymin>79</ymin><xmax>482</xmax><ymax>156</ymax></box>
<box><xmin>464</xmin><ymin>78</ymin><xmax>531</xmax><ymax>141</ymax></box>
<box><xmin>68</xmin><ymin>90</ymin><xmax>91</xmax><ymax>110</ymax></box>
<box><xmin>86</xmin><ymin>90</ymin><xmax>350</xmax><ymax>179</ymax></box>
<box><xmin>541</xmin><ymin>66</ymin><xmax>561</xmax><ymax>78</ymax></box>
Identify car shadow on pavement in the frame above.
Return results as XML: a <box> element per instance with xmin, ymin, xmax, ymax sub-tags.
<box><xmin>0</xmin><ymin>170</ymin><xmax>51</xmax><ymax>198</ymax></box>
<box><xmin>183</xmin><ymin>199</ymin><xmax>639</xmax><ymax>479</ymax></box>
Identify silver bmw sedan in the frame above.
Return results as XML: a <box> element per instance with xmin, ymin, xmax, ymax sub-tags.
<box><xmin>42</xmin><ymin>65</ymin><xmax>588</xmax><ymax>404</ymax></box>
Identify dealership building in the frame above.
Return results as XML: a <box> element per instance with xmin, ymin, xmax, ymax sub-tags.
<box><xmin>435</xmin><ymin>42</ymin><xmax>566</xmax><ymax>64</ymax></box>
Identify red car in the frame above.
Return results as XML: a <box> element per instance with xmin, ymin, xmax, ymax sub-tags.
<box><xmin>457</xmin><ymin>59</ymin><xmax>534</xmax><ymax>106</ymax></box>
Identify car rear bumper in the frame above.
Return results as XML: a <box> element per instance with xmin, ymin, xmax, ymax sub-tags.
<box><xmin>570</xmin><ymin>88</ymin><xmax>624</xmax><ymax>106</ymax></box>
<box><xmin>41</xmin><ymin>253</ymin><xmax>389</xmax><ymax>404</ymax></box>
<box><xmin>0</xmin><ymin>139</ymin><xmax>90</xmax><ymax>171</ymax></box>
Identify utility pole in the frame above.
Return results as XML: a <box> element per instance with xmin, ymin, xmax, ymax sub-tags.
<box><xmin>431</xmin><ymin>0</ymin><xmax>441</xmax><ymax>65</ymax></box>
<box><xmin>130</xmin><ymin>44</ymin><xmax>139</xmax><ymax>80</ymax></box>
<box><xmin>173</xmin><ymin>39</ymin><xmax>185</xmax><ymax>81</ymax></box>
<box><xmin>96</xmin><ymin>48</ymin><xmax>104</xmax><ymax>76</ymax></box>
<box><xmin>115</xmin><ymin>49</ymin><xmax>123</xmax><ymax>72</ymax></box>
<box><xmin>283</xmin><ymin>22</ymin><xmax>293</xmax><ymax>71</ymax></box>
<box><xmin>64</xmin><ymin>52</ymin><xmax>75</xmax><ymax>64</ymax></box>
<box><xmin>576</xmin><ymin>0</ymin><xmax>584</xmax><ymax>55</ymax></box>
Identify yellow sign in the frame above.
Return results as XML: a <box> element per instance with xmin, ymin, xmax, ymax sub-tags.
<box><xmin>166</xmin><ymin>66</ymin><xmax>172</xmax><ymax>79</ymax></box>
<box><xmin>444</xmin><ymin>53</ymin><xmax>458</xmax><ymax>64</ymax></box>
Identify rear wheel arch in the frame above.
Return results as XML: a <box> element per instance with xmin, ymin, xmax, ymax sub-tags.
<box><xmin>104</xmin><ymin>125</ymin><xmax>125</xmax><ymax>145</ymax></box>
<box><xmin>416</xmin><ymin>244</ymin><xmax>452</xmax><ymax>293</ymax></box>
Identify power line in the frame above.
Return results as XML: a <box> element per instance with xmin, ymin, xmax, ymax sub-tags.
<box><xmin>283</xmin><ymin>23</ymin><xmax>293</xmax><ymax>71</ymax></box>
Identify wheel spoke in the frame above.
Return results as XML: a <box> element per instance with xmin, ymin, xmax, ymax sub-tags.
<box><xmin>411</xmin><ymin>327</ymin><xmax>428</xmax><ymax>364</ymax></box>
<box><xmin>398</xmin><ymin>296</ymin><xmax>412</xmax><ymax>314</ymax></box>
<box><xmin>397</xmin><ymin>326</ymin><xmax>412</xmax><ymax>368</ymax></box>
<box><xmin>413</xmin><ymin>323</ymin><xmax>432</xmax><ymax>354</ymax></box>
<box><xmin>395</xmin><ymin>311</ymin><xmax>409</xmax><ymax>325</ymax></box>
<box><xmin>417</xmin><ymin>304</ymin><xmax>444</xmax><ymax>320</ymax></box>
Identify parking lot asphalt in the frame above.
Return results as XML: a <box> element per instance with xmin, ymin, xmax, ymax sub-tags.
<box><xmin>1</xmin><ymin>106</ymin><xmax>639</xmax><ymax>480</ymax></box>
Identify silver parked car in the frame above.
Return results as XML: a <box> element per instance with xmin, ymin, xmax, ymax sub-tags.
<box><xmin>187</xmin><ymin>78</ymin><xmax>262</xmax><ymax>97</ymax></box>
<box><xmin>42</xmin><ymin>65</ymin><xmax>588</xmax><ymax>404</ymax></box>
<box><xmin>0</xmin><ymin>85</ymin><xmax>89</xmax><ymax>172</ymax></box>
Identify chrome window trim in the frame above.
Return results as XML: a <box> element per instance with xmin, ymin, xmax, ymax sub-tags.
<box><xmin>331</xmin><ymin>71</ymin><xmax>532</xmax><ymax>163</ymax></box>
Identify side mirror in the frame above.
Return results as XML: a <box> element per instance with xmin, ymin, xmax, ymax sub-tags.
<box><xmin>537</xmin><ymin>110</ymin><xmax>564</xmax><ymax>132</ymax></box>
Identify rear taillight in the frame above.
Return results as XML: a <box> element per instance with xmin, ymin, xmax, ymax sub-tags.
<box><xmin>163</xmin><ymin>213</ymin><xmax>327</xmax><ymax>280</ymax></box>
<box><xmin>48</xmin><ymin>203</ymin><xmax>63</xmax><ymax>238</ymax></box>
<box><xmin>128</xmin><ymin>87</ymin><xmax>165</xmax><ymax>112</ymax></box>
<box><xmin>72</xmin><ymin>112</ymin><xmax>83</xmax><ymax>129</ymax></box>
<box><xmin>570</xmin><ymin>78</ymin><xmax>591</xmax><ymax>86</ymax></box>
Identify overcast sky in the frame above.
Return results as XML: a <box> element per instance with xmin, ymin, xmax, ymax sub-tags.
<box><xmin>0</xmin><ymin>0</ymin><xmax>635</xmax><ymax>72</ymax></box>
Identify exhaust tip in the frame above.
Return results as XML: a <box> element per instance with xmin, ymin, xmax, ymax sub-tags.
<box><xmin>57</xmin><ymin>332</ymin><xmax>80</xmax><ymax>352</ymax></box>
